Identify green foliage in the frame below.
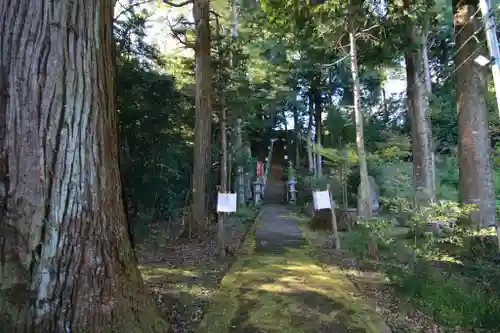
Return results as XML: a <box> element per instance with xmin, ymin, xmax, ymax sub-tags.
<box><xmin>284</xmin><ymin>166</ymin><xmax>296</xmax><ymax>179</ymax></box>
<box><xmin>344</xmin><ymin>203</ymin><xmax>500</xmax><ymax>331</ymax></box>
<box><xmin>394</xmin><ymin>267</ymin><xmax>500</xmax><ymax>329</ymax></box>
<box><xmin>345</xmin><ymin>218</ymin><xmax>397</xmax><ymax>260</ymax></box>
<box><xmin>493</xmin><ymin>144</ymin><xmax>500</xmax><ymax>201</ymax></box>
<box><xmin>115</xmin><ymin>10</ymin><xmax>195</xmax><ymax>225</ymax></box>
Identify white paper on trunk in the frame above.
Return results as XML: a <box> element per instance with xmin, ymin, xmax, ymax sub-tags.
<box><xmin>217</xmin><ymin>193</ymin><xmax>237</xmax><ymax>212</ymax></box>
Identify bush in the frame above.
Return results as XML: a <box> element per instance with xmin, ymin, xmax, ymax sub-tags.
<box><xmin>343</xmin><ymin>202</ymin><xmax>500</xmax><ymax>331</ymax></box>
<box><xmin>394</xmin><ymin>269</ymin><xmax>500</xmax><ymax>329</ymax></box>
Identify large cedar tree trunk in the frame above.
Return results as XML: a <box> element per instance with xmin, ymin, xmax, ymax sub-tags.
<box><xmin>0</xmin><ymin>1</ymin><xmax>167</xmax><ymax>332</ymax></box>
<box><xmin>454</xmin><ymin>1</ymin><xmax>496</xmax><ymax>227</ymax></box>
<box><xmin>404</xmin><ymin>0</ymin><xmax>436</xmax><ymax>204</ymax></box>
<box><xmin>192</xmin><ymin>0</ymin><xmax>213</xmax><ymax>235</ymax></box>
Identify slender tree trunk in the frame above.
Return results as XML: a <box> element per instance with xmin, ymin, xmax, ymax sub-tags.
<box><xmin>293</xmin><ymin>107</ymin><xmax>301</xmax><ymax>169</ymax></box>
<box><xmin>454</xmin><ymin>1</ymin><xmax>496</xmax><ymax>227</ymax></box>
<box><xmin>192</xmin><ymin>0</ymin><xmax>213</xmax><ymax>235</ymax></box>
<box><xmin>382</xmin><ymin>88</ymin><xmax>389</xmax><ymax>124</ymax></box>
<box><xmin>422</xmin><ymin>22</ymin><xmax>437</xmax><ymax>203</ymax></box>
<box><xmin>404</xmin><ymin>0</ymin><xmax>436</xmax><ymax>204</ymax></box>
<box><xmin>314</xmin><ymin>76</ymin><xmax>323</xmax><ymax>178</ymax></box>
<box><xmin>215</xmin><ymin>22</ymin><xmax>226</xmax><ymax>257</ymax></box>
<box><xmin>228</xmin><ymin>142</ymin><xmax>233</xmax><ymax>191</ymax></box>
<box><xmin>0</xmin><ymin>1</ymin><xmax>167</xmax><ymax>332</ymax></box>
<box><xmin>282</xmin><ymin>108</ymin><xmax>289</xmax><ymax>143</ymax></box>
<box><xmin>307</xmin><ymin>93</ymin><xmax>315</xmax><ymax>175</ymax></box>
<box><xmin>232</xmin><ymin>0</ymin><xmax>239</xmax><ymax>37</ymax></box>
<box><xmin>327</xmin><ymin>71</ymin><xmax>333</xmax><ymax>108</ymax></box>
<box><xmin>218</xmin><ymin>107</ymin><xmax>227</xmax><ymax>256</ymax></box>
<box><xmin>349</xmin><ymin>29</ymin><xmax>372</xmax><ymax>218</ymax></box>
<box><xmin>235</xmin><ymin>118</ymin><xmax>245</xmax><ymax>206</ymax></box>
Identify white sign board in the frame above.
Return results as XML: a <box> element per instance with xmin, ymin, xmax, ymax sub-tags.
<box><xmin>217</xmin><ymin>193</ymin><xmax>237</xmax><ymax>212</ymax></box>
<box><xmin>312</xmin><ymin>190</ymin><xmax>332</xmax><ymax>210</ymax></box>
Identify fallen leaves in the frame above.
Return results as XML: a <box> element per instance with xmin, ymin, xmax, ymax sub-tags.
<box><xmin>137</xmin><ymin>216</ymin><xmax>254</xmax><ymax>333</ymax></box>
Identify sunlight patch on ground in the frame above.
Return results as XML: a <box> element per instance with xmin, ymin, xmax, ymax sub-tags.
<box><xmin>139</xmin><ymin>266</ymin><xmax>200</xmax><ymax>280</ymax></box>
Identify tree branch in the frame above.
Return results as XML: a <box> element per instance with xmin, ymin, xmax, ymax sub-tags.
<box><xmin>114</xmin><ymin>0</ymin><xmax>155</xmax><ymax>20</ymax></box>
<box><xmin>163</xmin><ymin>0</ymin><xmax>193</xmax><ymax>7</ymax></box>
<box><xmin>166</xmin><ymin>17</ymin><xmax>196</xmax><ymax>49</ymax></box>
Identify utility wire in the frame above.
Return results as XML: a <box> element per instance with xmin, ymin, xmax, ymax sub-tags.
<box><xmin>441</xmin><ymin>41</ymin><xmax>483</xmax><ymax>83</ymax></box>
<box><xmin>450</xmin><ymin>26</ymin><xmax>484</xmax><ymax>61</ymax></box>
<box><xmin>441</xmin><ymin>3</ymin><xmax>487</xmax><ymax>83</ymax></box>
<box><xmin>453</xmin><ymin>6</ymin><xmax>482</xmax><ymax>43</ymax></box>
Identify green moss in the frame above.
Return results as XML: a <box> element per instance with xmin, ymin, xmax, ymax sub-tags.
<box><xmin>196</xmin><ymin>211</ymin><xmax>261</xmax><ymax>333</ymax></box>
<box><xmin>197</xmin><ymin>212</ymin><xmax>390</xmax><ymax>333</ymax></box>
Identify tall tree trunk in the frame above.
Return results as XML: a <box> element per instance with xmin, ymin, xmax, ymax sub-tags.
<box><xmin>349</xmin><ymin>29</ymin><xmax>372</xmax><ymax>218</ymax></box>
<box><xmin>228</xmin><ymin>143</ymin><xmax>233</xmax><ymax>191</ymax></box>
<box><xmin>0</xmin><ymin>1</ymin><xmax>167</xmax><ymax>332</ymax></box>
<box><xmin>313</xmin><ymin>76</ymin><xmax>323</xmax><ymax>178</ymax></box>
<box><xmin>422</xmin><ymin>19</ymin><xmax>437</xmax><ymax>203</ymax></box>
<box><xmin>382</xmin><ymin>88</ymin><xmax>389</xmax><ymax>124</ymax></box>
<box><xmin>404</xmin><ymin>0</ymin><xmax>436</xmax><ymax>204</ymax></box>
<box><xmin>215</xmin><ymin>21</ymin><xmax>226</xmax><ymax>257</ymax></box>
<box><xmin>307</xmin><ymin>92</ymin><xmax>315</xmax><ymax>175</ymax></box>
<box><xmin>293</xmin><ymin>106</ymin><xmax>301</xmax><ymax>169</ymax></box>
<box><xmin>192</xmin><ymin>0</ymin><xmax>213</xmax><ymax>235</ymax></box>
<box><xmin>235</xmin><ymin>118</ymin><xmax>245</xmax><ymax>206</ymax></box>
<box><xmin>218</xmin><ymin>109</ymin><xmax>227</xmax><ymax>256</ymax></box>
<box><xmin>454</xmin><ymin>1</ymin><xmax>496</xmax><ymax>227</ymax></box>
<box><xmin>232</xmin><ymin>0</ymin><xmax>239</xmax><ymax>37</ymax></box>
<box><xmin>228</xmin><ymin>0</ymin><xmax>239</xmax><ymax>194</ymax></box>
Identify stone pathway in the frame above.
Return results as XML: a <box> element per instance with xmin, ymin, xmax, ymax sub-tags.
<box><xmin>255</xmin><ymin>205</ymin><xmax>307</xmax><ymax>255</ymax></box>
<box><xmin>197</xmin><ymin>202</ymin><xmax>392</xmax><ymax>333</ymax></box>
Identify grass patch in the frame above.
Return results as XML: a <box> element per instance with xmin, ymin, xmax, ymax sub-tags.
<box><xmin>340</xmin><ymin>217</ymin><xmax>500</xmax><ymax>332</ymax></box>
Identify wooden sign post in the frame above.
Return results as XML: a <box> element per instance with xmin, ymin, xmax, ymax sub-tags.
<box><xmin>326</xmin><ymin>184</ymin><xmax>340</xmax><ymax>250</ymax></box>
<box><xmin>217</xmin><ymin>191</ymin><xmax>237</xmax><ymax>257</ymax></box>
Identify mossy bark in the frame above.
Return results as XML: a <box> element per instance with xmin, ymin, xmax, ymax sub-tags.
<box><xmin>0</xmin><ymin>1</ymin><xmax>168</xmax><ymax>331</ymax></box>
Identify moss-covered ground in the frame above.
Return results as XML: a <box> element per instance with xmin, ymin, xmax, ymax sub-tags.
<box><xmin>197</xmin><ymin>205</ymin><xmax>391</xmax><ymax>333</ymax></box>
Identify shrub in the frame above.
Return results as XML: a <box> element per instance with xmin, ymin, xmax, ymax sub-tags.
<box><xmin>344</xmin><ymin>202</ymin><xmax>500</xmax><ymax>331</ymax></box>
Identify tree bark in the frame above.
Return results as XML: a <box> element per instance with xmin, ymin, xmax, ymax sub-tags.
<box><xmin>293</xmin><ymin>106</ymin><xmax>301</xmax><ymax>169</ymax></box>
<box><xmin>349</xmin><ymin>29</ymin><xmax>372</xmax><ymax>218</ymax></box>
<box><xmin>307</xmin><ymin>92</ymin><xmax>315</xmax><ymax>175</ymax></box>
<box><xmin>0</xmin><ymin>1</ymin><xmax>167</xmax><ymax>332</ymax></box>
<box><xmin>215</xmin><ymin>21</ymin><xmax>226</xmax><ymax>257</ymax></box>
<box><xmin>218</xmin><ymin>96</ymin><xmax>227</xmax><ymax>255</ymax></box>
<box><xmin>232</xmin><ymin>0</ymin><xmax>239</xmax><ymax>38</ymax></box>
<box><xmin>404</xmin><ymin>0</ymin><xmax>436</xmax><ymax>205</ymax></box>
<box><xmin>454</xmin><ymin>1</ymin><xmax>496</xmax><ymax>227</ymax></box>
<box><xmin>313</xmin><ymin>75</ymin><xmax>323</xmax><ymax>178</ymax></box>
<box><xmin>192</xmin><ymin>0</ymin><xmax>213</xmax><ymax>235</ymax></box>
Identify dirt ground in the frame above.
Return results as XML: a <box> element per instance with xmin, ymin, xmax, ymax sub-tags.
<box><xmin>136</xmin><ymin>213</ymin><xmax>256</xmax><ymax>333</ymax></box>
